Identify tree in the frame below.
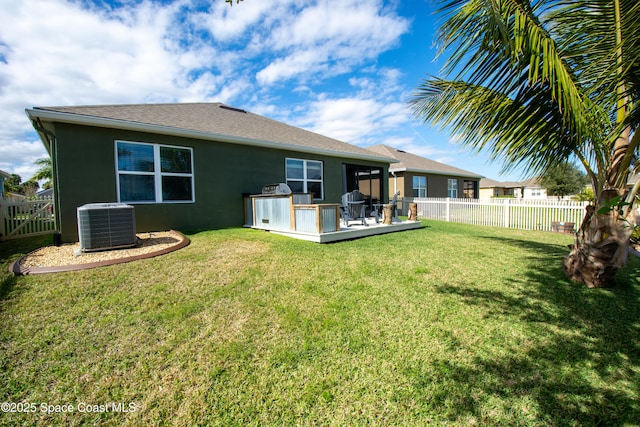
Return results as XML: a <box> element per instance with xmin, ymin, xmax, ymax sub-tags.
<box><xmin>574</xmin><ymin>187</ymin><xmax>595</xmax><ymax>203</ymax></box>
<box><xmin>20</xmin><ymin>180</ymin><xmax>39</xmax><ymax>197</ymax></box>
<box><xmin>4</xmin><ymin>174</ymin><xmax>22</xmax><ymax>195</ymax></box>
<box><xmin>30</xmin><ymin>158</ymin><xmax>53</xmax><ymax>190</ymax></box>
<box><xmin>411</xmin><ymin>0</ymin><xmax>640</xmax><ymax>288</ymax></box>
<box><xmin>2</xmin><ymin>173</ymin><xmax>39</xmax><ymax>196</ymax></box>
<box><xmin>539</xmin><ymin>163</ymin><xmax>589</xmax><ymax>199</ymax></box>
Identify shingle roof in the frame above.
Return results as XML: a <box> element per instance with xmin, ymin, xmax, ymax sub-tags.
<box><xmin>518</xmin><ymin>177</ymin><xmax>543</xmax><ymax>188</ymax></box>
<box><xmin>479</xmin><ymin>177</ymin><xmax>539</xmax><ymax>188</ymax></box>
<box><xmin>366</xmin><ymin>144</ymin><xmax>483</xmax><ymax>179</ymax></box>
<box><xmin>26</xmin><ymin>103</ymin><xmax>395</xmax><ymax>163</ymax></box>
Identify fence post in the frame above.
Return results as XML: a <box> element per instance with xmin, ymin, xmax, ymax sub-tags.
<box><xmin>446</xmin><ymin>198</ymin><xmax>451</xmax><ymax>222</ymax></box>
<box><xmin>503</xmin><ymin>198</ymin><xmax>511</xmax><ymax>228</ymax></box>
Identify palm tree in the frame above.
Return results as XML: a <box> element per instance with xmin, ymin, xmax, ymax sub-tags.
<box><xmin>30</xmin><ymin>158</ymin><xmax>53</xmax><ymax>190</ymax></box>
<box><xmin>411</xmin><ymin>0</ymin><xmax>640</xmax><ymax>288</ymax></box>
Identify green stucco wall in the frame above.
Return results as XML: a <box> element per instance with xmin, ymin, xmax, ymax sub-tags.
<box><xmin>399</xmin><ymin>172</ymin><xmax>479</xmax><ymax>198</ymax></box>
<box><xmin>52</xmin><ymin>123</ymin><xmax>388</xmax><ymax>242</ymax></box>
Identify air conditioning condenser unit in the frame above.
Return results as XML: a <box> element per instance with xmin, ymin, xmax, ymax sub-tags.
<box><xmin>77</xmin><ymin>203</ymin><xmax>136</xmax><ymax>252</ymax></box>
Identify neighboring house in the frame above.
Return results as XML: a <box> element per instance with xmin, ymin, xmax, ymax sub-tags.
<box><xmin>36</xmin><ymin>188</ymin><xmax>54</xmax><ymax>198</ymax></box>
<box><xmin>479</xmin><ymin>178</ymin><xmax>524</xmax><ymax>198</ymax></box>
<box><xmin>365</xmin><ymin>145</ymin><xmax>484</xmax><ymax>199</ymax></box>
<box><xmin>0</xmin><ymin>169</ymin><xmax>10</xmax><ymax>199</ymax></box>
<box><xmin>480</xmin><ymin>177</ymin><xmax>585</xmax><ymax>199</ymax></box>
<box><xmin>26</xmin><ymin>103</ymin><xmax>396</xmax><ymax>243</ymax></box>
<box><xmin>517</xmin><ymin>177</ymin><xmax>548</xmax><ymax>199</ymax></box>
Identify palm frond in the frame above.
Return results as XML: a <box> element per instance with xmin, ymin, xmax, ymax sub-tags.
<box><xmin>411</xmin><ymin>77</ymin><xmax>585</xmax><ymax>175</ymax></box>
<box><xmin>414</xmin><ymin>0</ymin><xmax>636</xmax><ymax>190</ymax></box>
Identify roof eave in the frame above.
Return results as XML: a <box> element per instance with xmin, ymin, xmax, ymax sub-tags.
<box><xmin>396</xmin><ymin>167</ymin><xmax>484</xmax><ymax>179</ymax></box>
<box><xmin>25</xmin><ymin>108</ymin><xmax>397</xmax><ymax>165</ymax></box>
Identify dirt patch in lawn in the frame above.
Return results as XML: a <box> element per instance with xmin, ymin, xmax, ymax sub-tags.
<box><xmin>11</xmin><ymin>230</ymin><xmax>189</xmax><ymax>275</ymax></box>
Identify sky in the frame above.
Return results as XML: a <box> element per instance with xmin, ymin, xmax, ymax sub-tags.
<box><xmin>0</xmin><ymin>0</ymin><xmax>529</xmax><ymax>185</ymax></box>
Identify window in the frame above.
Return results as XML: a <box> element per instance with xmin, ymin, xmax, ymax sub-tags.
<box><xmin>116</xmin><ymin>141</ymin><xmax>194</xmax><ymax>203</ymax></box>
<box><xmin>412</xmin><ymin>176</ymin><xmax>427</xmax><ymax>198</ymax></box>
<box><xmin>448</xmin><ymin>179</ymin><xmax>458</xmax><ymax>198</ymax></box>
<box><xmin>463</xmin><ymin>180</ymin><xmax>477</xmax><ymax>198</ymax></box>
<box><xmin>286</xmin><ymin>158</ymin><xmax>323</xmax><ymax>199</ymax></box>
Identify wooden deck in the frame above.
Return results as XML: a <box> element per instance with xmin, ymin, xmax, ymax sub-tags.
<box><xmin>251</xmin><ymin>218</ymin><xmax>424</xmax><ymax>243</ymax></box>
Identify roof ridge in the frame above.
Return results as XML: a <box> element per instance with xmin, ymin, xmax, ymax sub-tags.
<box><xmin>27</xmin><ymin>103</ymin><xmax>397</xmax><ymax>164</ymax></box>
<box><xmin>366</xmin><ymin>143</ymin><xmax>483</xmax><ymax>178</ymax></box>
<box><xmin>37</xmin><ymin>102</ymin><xmax>224</xmax><ymax>111</ymax></box>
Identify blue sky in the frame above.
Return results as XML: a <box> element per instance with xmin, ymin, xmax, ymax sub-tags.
<box><xmin>0</xmin><ymin>0</ymin><xmax>528</xmax><ymax>183</ymax></box>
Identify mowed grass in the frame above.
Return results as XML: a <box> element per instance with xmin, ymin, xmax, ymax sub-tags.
<box><xmin>1</xmin><ymin>221</ymin><xmax>639</xmax><ymax>426</ymax></box>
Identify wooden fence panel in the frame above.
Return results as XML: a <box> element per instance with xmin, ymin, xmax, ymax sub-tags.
<box><xmin>402</xmin><ymin>197</ymin><xmax>589</xmax><ymax>232</ymax></box>
<box><xmin>0</xmin><ymin>197</ymin><xmax>56</xmax><ymax>240</ymax></box>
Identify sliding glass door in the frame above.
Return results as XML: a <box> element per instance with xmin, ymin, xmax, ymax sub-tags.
<box><xmin>342</xmin><ymin>164</ymin><xmax>384</xmax><ymax>209</ymax></box>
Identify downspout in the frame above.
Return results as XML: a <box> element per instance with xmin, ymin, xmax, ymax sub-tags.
<box><xmin>31</xmin><ymin>119</ymin><xmax>61</xmax><ymax>244</ymax></box>
<box><xmin>391</xmin><ymin>171</ymin><xmax>397</xmax><ymax>196</ymax></box>
<box><xmin>390</xmin><ymin>171</ymin><xmax>399</xmax><ymax>213</ymax></box>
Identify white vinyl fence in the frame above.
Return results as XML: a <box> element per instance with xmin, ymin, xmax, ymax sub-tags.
<box><xmin>0</xmin><ymin>196</ymin><xmax>56</xmax><ymax>240</ymax></box>
<box><xmin>401</xmin><ymin>197</ymin><xmax>589</xmax><ymax>232</ymax></box>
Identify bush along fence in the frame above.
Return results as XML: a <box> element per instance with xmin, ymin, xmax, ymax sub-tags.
<box><xmin>400</xmin><ymin>197</ymin><xmax>589</xmax><ymax>233</ymax></box>
<box><xmin>0</xmin><ymin>196</ymin><xmax>56</xmax><ymax>240</ymax></box>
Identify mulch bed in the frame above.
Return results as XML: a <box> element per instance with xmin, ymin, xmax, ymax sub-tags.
<box><xmin>10</xmin><ymin>230</ymin><xmax>189</xmax><ymax>275</ymax></box>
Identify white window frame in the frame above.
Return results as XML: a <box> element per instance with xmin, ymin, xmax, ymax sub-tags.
<box><xmin>115</xmin><ymin>140</ymin><xmax>195</xmax><ymax>204</ymax></box>
<box><xmin>285</xmin><ymin>158</ymin><xmax>324</xmax><ymax>200</ymax></box>
<box><xmin>413</xmin><ymin>176</ymin><xmax>427</xmax><ymax>198</ymax></box>
<box><xmin>448</xmin><ymin>179</ymin><xmax>458</xmax><ymax>198</ymax></box>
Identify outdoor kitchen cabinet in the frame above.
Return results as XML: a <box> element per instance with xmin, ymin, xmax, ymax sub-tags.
<box><xmin>250</xmin><ymin>193</ymin><xmax>340</xmax><ymax>235</ymax></box>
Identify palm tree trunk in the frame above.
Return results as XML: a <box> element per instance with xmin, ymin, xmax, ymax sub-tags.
<box><xmin>563</xmin><ymin>190</ymin><xmax>633</xmax><ymax>288</ymax></box>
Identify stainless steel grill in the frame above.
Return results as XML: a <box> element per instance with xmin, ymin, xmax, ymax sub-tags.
<box><xmin>261</xmin><ymin>183</ymin><xmax>292</xmax><ymax>195</ymax></box>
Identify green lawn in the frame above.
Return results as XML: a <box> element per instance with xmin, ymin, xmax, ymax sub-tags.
<box><xmin>1</xmin><ymin>221</ymin><xmax>639</xmax><ymax>426</ymax></box>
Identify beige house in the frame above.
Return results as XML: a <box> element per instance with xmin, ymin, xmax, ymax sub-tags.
<box><xmin>480</xmin><ymin>178</ymin><xmax>547</xmax><ymax>199</ymax></box>
<box><xmin>480</xmin><ymin>177</ymin><xmax>571</xmax><ymax>199</ymax></box>
<box><xmin>366</xmin><ymin>145</ymin><xmax>484</xmax><ymax>199</ymax></box>
<box><xmin>479</xmin><ymin>178</ymin><xmax>524</xmax><ymax>198</ymax></box>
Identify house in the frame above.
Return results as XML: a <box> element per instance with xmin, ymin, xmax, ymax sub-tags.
<box><xmin>518</xmin><ymin>177</ymin><xmax>548</xmax><ymax>199</ymax></box>
<box><xmin>480</xmin><ymin>177</ymin><xmax>582</xmax><ymax>199</ymax></box>
<box><xmin>26</xmin><ymin>103</ymin><xmax>396</xmax><ymax>243</ymax></box>
<box><xmin>0</xmin><ymin>169</ymin><xmax>10</xmax><ymax>199</ymax></box>
<box><xmin>479</xmin><ymin>178</ymin><xmax>524</xmax><ymax>198</ymax></box>
<box><xmin>365</xmin><ymin>145</ymin><xmax>484</xmax><ymax>200</ymax></box>
<box><xmin>36</xmin><ymin>188</ymin><xmax>54</xmax><ymax>198</ymax></box>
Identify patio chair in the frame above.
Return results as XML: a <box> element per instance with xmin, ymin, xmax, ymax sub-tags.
<box><xmin>340</xmin><ymin>190</ymin><xmax>367</xmax><ymax>227</ymax></box>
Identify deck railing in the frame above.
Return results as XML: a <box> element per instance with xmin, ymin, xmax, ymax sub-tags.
<box><xmin>400</xmin><ymin>197</ymin><xmax>589</xmax><ymax>232</ymax></box>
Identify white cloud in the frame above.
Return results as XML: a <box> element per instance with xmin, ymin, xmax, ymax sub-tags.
<box><xmin>190</xmin><ymin>0</ymin><xmax>293</xmax><ymax>43</ymax></box>
<box><xmin>0</xmin><ymin>0</ymin><xmax>414</xmax><ymax>180</ymax></box>
<box><xmin>267</xmin><ymin>0</ymin><xmax>406</xmax><ymax>51</ymax></box>
<box><xmin>255</xmin><ymin>0</ymin><xmax>410</xmax><ymax>85</ymax></box>
<box><xmin>0</xmin><ymin>138</ymin><xmax>48</xmax><ymax>180</ymax></box>
<box><xmin>294</xmin><ymin>96</ymin><xmax>412</xmax><ymax>145</ymax></box>
<box><xmin>0</xmin><ymin>0</ymin><xmax>246</xmax><ymax>177</ymax></box>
